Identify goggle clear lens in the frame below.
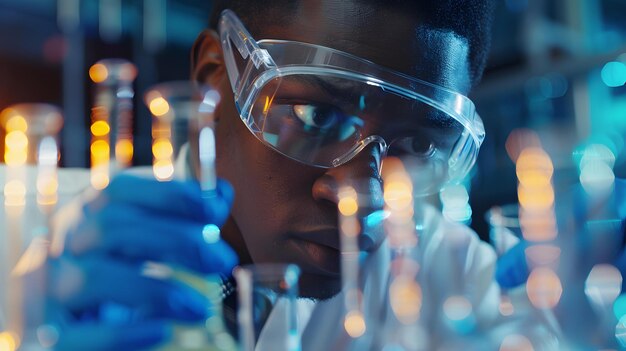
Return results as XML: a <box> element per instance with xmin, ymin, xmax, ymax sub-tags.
<box><xmin>242</xmin><ymin>73</ymin><xmax>477</xmax><ymax>194</ymax></box>
<box><xmin>219</xmin><ymin>9</ymin><xmax>483</xmax><ymax>195</ymax></box>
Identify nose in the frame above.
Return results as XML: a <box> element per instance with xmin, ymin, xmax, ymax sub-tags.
<box><xmin>331</xmin><ymin>135</ymin><xmax>388</xmax><ymax>172</ymax></box>
<box><xmin>312</xmin><ymin>143</ymin><xmax>386</xmax><ymax>251</ymax></box>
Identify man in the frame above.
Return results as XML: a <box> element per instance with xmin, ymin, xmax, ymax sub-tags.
<box><xmin>46</xmin><ymin>0</ymin><xmax>505</xmax><ymax>349</ymax></box>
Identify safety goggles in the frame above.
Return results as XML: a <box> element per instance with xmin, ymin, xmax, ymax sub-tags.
<box><xmin>219</xmin><ymin>10</ymin><xmax>484</xmax><ymax>194</ymax></box>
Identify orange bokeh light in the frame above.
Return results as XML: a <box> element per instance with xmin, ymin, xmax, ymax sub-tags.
<box><xmin>116</xmin><ymin>139</ymin><xmax>134</xmax><ymax>165</ymax></box>
<box><xmin>5</xmin><ymin>115</ymin><xmax>27</xmax><ymax>133</ymax></box>
<box><xmin>90</xmin><ymin>120</ymin><xmax>110</xmax><ymax>137</ymax></box>
<box><xmin>149</xmin><ymin>97</ymin><xmax>170</xmax><ymax>117</ymax></box>
<box><xmin>389</xmin><ymin>276</ymin><xmax>422</xmax><ymax>324</ymax></box>
<box><xmin>526</xmin><ymin>267</ymin><xmax>563</xmax><ymax>309</ymax></box>
<box><xmin>89</xmin><ymin>63</ymin><xmax>109</xmax><ymax>83</ymax></box>
<box><xmin>344</xmin><ymin>311</ymin><xmax>366</xmax><ymax>338</ymax></box>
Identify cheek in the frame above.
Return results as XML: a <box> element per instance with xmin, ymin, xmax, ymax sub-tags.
<box><xmin>214</xmin><ymin>95</ymin><xmax>321</xmax><ymax>261</ymax></box>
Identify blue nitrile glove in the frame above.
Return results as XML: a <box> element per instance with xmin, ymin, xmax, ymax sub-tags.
<box><xmin>45</xmin><ymin>174</ymin><xmax>238</xmax><ymax>351</ymax></box>
<box><xmin>495</xmin><ymin>240</ymin><xmax>530</xmax><ymax>289</ymax></box>
<box><xmin>495</xmin><ymin>178</ymin><xmax>626</xmax><ymax>289</ymax></box>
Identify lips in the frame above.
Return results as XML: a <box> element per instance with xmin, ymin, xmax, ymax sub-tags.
<box><xmin>287</xmin><ymin>229</ymin><xmax>342</xmax><ymax>276</ymax></box>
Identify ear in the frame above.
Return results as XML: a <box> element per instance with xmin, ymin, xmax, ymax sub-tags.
<box><xmin>191</xmin><ymin>29</ymin><xmax>227</xmax><ymax>87</ymax></box>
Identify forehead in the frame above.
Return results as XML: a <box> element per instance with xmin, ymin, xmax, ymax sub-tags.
<box><xmin>249</xmin><ymin>0</ymin><xmax>471</xmax><ymax>93</ymax></box>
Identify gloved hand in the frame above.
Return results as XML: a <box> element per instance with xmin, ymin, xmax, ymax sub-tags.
<box><xmin>494</xmin><ymin>177</ymin><xmax>626</xmax><ymax>289</ymax></box>
<box><xmin>45</xmin><ymin>174</ymin><xmax>238</xmax><ymax>351</ymax></box>
<box><xmin>495</xmin><ymin>240</ymin><xmax>530</xmax><ymax>289</ymax></box>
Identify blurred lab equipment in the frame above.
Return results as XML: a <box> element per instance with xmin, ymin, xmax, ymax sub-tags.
<box><xmin>1</xmin><ymin>103</ymin><xmax>63</xmax><ymax>351</ymax></box>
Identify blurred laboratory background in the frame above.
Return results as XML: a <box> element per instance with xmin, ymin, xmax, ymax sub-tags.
<box><xmin>0</xmin><ymin>0</ymin><xmax>625</xmax><ymax>240</ymax></box>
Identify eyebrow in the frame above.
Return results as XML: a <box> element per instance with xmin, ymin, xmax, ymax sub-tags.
<box><xmin>285</xmin><ymin>75</ymin><xmax>362</xmax><ymax>103</ymax></box>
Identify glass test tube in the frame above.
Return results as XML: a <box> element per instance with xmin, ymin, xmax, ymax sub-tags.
<box><xmin>234</xmin><ymin>264</ymin><xmax>301</xmax><ymax>351</ymax></box>
<box><xmin>378</xmin><ymin>157</ymin><xmax>428</xmax><ymax>350</ymax></box>
<box><xmin>145</xmin><ymin>81</ymin><xmax>219</xmax><ymax>193</ymax></box>
<box><xmin>337</xmin><ymin>185</ymin><xmax>367</xmax><ymax>339</ymax></box>
<box><xmin>144</xmin><ymin>81</ymin><xmax>231</xmax><ymax>351</ymax></box>
<box><xmin>0</xmin><ymin>104</ymin><xmax>63</xmax><ymax>351</ymax></box>
<box><xmin>89</xmin><ymin>59</ymin><xmax>137</xmax><ymax>189</ymax></box>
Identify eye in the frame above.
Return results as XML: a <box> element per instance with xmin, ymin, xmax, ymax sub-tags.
<box><xmin>292</xmin><ymin>104</ymin><xmax>341</xmax><ymax>130</ymax></box>
<box><xmin>391</xmin><ymin>137</ymin><xmax>436</xmax><ymax>158</ymax></box>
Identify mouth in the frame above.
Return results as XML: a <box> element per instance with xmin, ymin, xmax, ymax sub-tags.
<box><xmin>287</xmin><ymin>229</ymin><xmax>341</xmax><ymax>277</ymax></box>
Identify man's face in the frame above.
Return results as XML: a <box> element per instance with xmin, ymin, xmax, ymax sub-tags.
<box><xmin>210</xmin><ymin>0</ymin><xmax>471</xmax><ymax>299</ymax></box>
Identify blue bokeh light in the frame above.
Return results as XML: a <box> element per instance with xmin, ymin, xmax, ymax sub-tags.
<box><xmin>601</xmin><ymin>61</ymin><xmax>626</xmax><ymax>87</ymax></box>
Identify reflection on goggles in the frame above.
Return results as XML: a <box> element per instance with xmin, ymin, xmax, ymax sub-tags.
<box><xmin>219</xmin><ymin>9</ymin><xmax>484</xmax><ymax>195</ymax></box>
<box><xmin>246</xmin><ymin>75</ymin><xmax>471</xmax><ymax>194</ymax></box>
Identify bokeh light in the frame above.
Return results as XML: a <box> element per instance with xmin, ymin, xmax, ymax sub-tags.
<box><xmin>5</xmin><ymin>131</ymin><xmax>28</xmax><ymax>150</ymax></box>
<box><xmin>90</xmin><ymin>140</ymin><xmax>110</xmax><ymax>159</ymax></box>
<box><xmin>505</xmin><ymin>129</ymin><xmax>542</xmax><ymax>163</ymax></box>
<box><xmin>338</xmin><ymin>192</ymin><xmax>359</xmax><ymax>217</ymax></box>
<box><xmin>152</xmin><ymin>139</ymin><xmax>174</xmax><ymax>159</ymax></box>
<box><xmin>4</xmin><ymin>129</ymin><xmax>28</xmax><ymax>166</ymax></box>
<box><xmin>115</xmin><ymin>139</ymin><xmax>134</xmax><ymax>164</ymax></box>
<box><xmin>36</xmin><ymin>325</ymin><xmax>60</xmax><ymax>349</ymax></box>
<box><xmin>149</xmin><ymin>97</ymin><xmax>170</xmax><ymax>117</ymax></box>
<box><xmin>89</xmin><ymin>63</ymin><xmax>109</xmax><ymax>83</ymax></box>
<box><xmin>519</xmin><ymin>210</ymin><xmax>558</xmax><ymax>242</ymax></box>
<box><xmin>601</xmin><ymin>61</ymin><xmax>626</xmax><ymax>88</ymax></box>
<box><xmin>389</xmin><ymin>276</ymin><xmax>422</xmax><ymax>324</ymax></box>
<box><xmin>580</xmin><ymin>160</ymin><xmax>615</xmax><ymax>195</ymax></box>
<box><xmin>443</xmin><ymin>295</ymin><xmax>475</xmax><ymax>334</ymax></box>
<box><xmin>4</xmin><ymin>151</ymin><xmax>27</xmax><ymax>166</ymax></box>
<box><xmin>576</xmin><ymin>142</ymin><xmax>617</xmax><ymax>195</ymax></box>
<box><xmin>202</xmin><ymin>224</ymin><xmax>221</xmax><ymax>244</ymax></box>
<box><xmin>0</xmin><ymin>331</ymin><xmax>19</xmax><ymax>351</ymax></box>
<box><xmin>443</xmin><ymin>295</ymin><xmax>472</xmax><ymax>321</ymax></box>
<box><xmin>526</xmin><ymin>267</ymin><xmax>563</xmax><ymax>309</ymax></box>
<box><xmin>440</xmin><ymin>184</ymin><xmax>469</xmax><ymax>207</ymax></box>
<box><xmin>579</xmin><ymin>144</ymin><xmax>616</xmax><ymax>170</ymax></box>
<box><xmin>4</xmin><ymin>180</ymin><xmax>26</xmax><ymax>207</ymax></box>
<box><xmin>442</xmin><ymin>204</ymin><xmax>473</xmax><ymax>224</ymax></box>
<box><xmin>153</xmin><ymin>159</ymin><xmax>174</xmax><ymax>181</ymax></box>
<box><xmin>344</xmin><ymin>311</ymin><xmax>366</xmax><ymax>338</ymax></box>
<box><xmin>441</xmin><ymin>184</ymin><xmax>472</xmax><ymax>223</ymax></box>
<box><xmin>517</xmin><ymin>184</ymin><xmax>555</xmax><ymax>211</ymax></box>
<box><xmin>382</xmin><ymin>157</ymin><xmax>413</xmax><ymax>213</ymax></box>
<box><xmin>524</xmin><ymin>244</ymin><xmax>560</xmax><ymax>268</ymax></box>
<box><xmin>516</xmin><ymin>148</ymin><xmax>553</xmax><ymax>188</ymax></box>
<box><xmin>90</xmin><ymin>120</ymin><xmax>110</xmax><ymax>136</ymax></box>
<box><xmin>499</xmin><ymin>297</ymin><xmax>515</xmax><ymax>317</ymax></box>
<box><xmin>585</xmin><ymin>264</ymin><xmax>622</xmax><ymax>307</ymax></box>
<box><xmin>36</xmin><ymin>177</ymin><xmax>59</xmax><ymax>198</ymax></box>
<box><xmin>90</xmin><ymin>167</ymin><xmax>110</xmax><ymax>190</ymax></box>
<box><xmin>5</xmin><ymin>115</ymin><xmax>27</xmax><ymax>133</ymax></box>
<box><xmin>383</xmin><ymin>180</ymin><xmax>413</xmax><ymax>212</ymax></box>
<box><xmin>614</xmin><ymin>294</ymin><xmax>626</xmax><ymax>320</ymax></box>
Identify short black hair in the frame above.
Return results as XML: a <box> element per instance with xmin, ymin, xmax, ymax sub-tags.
<box><xmin>209</xmin><ymin>0</ymin><xmax>495</xmax><ymax>86</ymax></box>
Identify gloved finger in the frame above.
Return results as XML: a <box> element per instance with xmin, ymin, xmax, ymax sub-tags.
<box><xmin>97</xmin><ymin>174</ymin><xmax>233</xmax><ymax>225</ymax></box>
<box><xmin>495</xmin><ymin>241</ymin><xmax>530</xmax><ymax>289</ymax></box>
<box><xmin>67</xmin><ymin>204</ymin><xmax>238</xmax><ymax>275</ymax></box>
<box><xmin>50</xmin><ymin>320</ymin><xmax>171</xmax><ymax>351</ymax></box>
<box><xmin>48</xmin><ymin>257</ymin><xmax>211</xmax><ymax>321</ymax></box>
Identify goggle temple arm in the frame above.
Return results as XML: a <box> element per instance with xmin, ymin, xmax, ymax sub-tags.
<box><xmin>219</xmin><ymin>10</ymin><xmax>276</xmax><ymax>105</ymax></box>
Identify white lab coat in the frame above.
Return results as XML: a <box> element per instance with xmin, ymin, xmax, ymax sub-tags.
<box><xmin>0</xmin><ymin>160</ymin><xmax>555</xmax><ymax>350</ymax></box>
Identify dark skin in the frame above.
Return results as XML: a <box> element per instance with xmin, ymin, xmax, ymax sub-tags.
<box><xmin>192</xmin><ymin>0</ymin><xmax>472</xmax><ymax>299</ymax></box>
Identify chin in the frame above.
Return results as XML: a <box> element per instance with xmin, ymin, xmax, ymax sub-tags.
<box><xmin>297</xmin><ymin>272</ymin><xmax>342</xmax><ymax>301</ymax></box>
